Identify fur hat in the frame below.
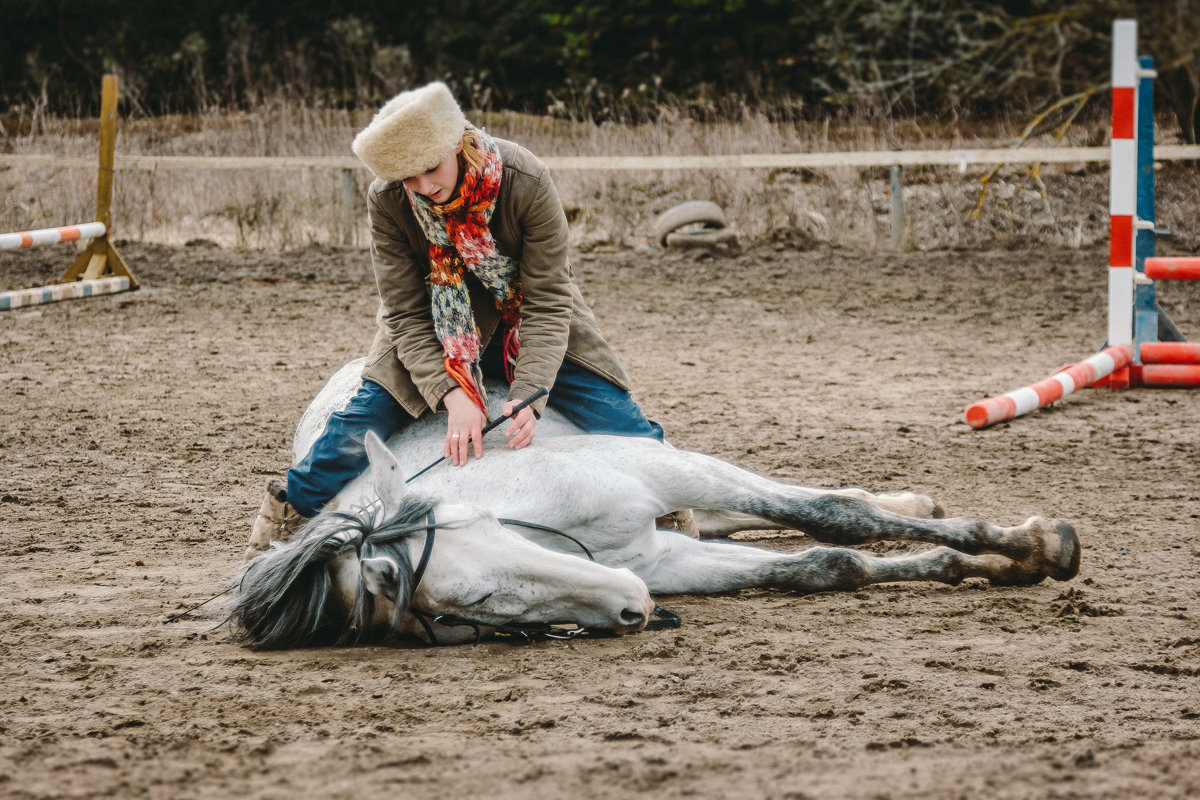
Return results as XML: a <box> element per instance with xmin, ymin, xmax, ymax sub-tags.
<box><xmin>351</xmin><ymin>82</ymin><xmax>467</xmax><ymax>182</ymax></box>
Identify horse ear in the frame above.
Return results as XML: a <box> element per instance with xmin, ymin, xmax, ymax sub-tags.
<box><xmin>360</xmin><ymin>556</ymin><xmax>399</xmax><ymax>602</ymax></box>
<box><xmin>363</xmin><ymin>429</ymin><xmax>406</xmax><ymax>511</ymax></box>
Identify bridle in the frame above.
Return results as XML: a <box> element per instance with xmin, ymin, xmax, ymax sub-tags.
<box><xmin>390</xmin><ymin>510</ymin><xmax>680</xmax><ymax>646</ymax></box>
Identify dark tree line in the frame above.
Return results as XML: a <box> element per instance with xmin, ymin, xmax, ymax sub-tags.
<box><xmin>1</xmin><ymin>0</ymin><xmax>1196</xmax><ymax>139</ymax></box>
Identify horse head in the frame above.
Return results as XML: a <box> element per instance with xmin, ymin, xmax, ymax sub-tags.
<box><xmin>226</xmin><ymin>431</ymin><xmax>652</xmax><ymax>648</ymax></box>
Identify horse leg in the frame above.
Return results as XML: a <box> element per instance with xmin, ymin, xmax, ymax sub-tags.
<box><xmin>638</xmin><ymin>451</ymin><xmax>1079</xmax><ymax>585</ymax></box>
<box><xmin>636</xmin><ymin>533</ymin><xmax>1065</xmax><ymax>595</ymax></box>
<box><xmin>692</xmin><ymin>488</ymin><xmax>943</xmax><ymax>538</ymax></box>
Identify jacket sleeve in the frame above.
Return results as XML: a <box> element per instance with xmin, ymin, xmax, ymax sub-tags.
<box><xmin>507</xmin><ymin>165</ymin><xmax>573</xmax><ymax>413</ymax></box>
<box><xmin>367</xmin><ymin>186</ymin><xmax>459</xmax><ymax>410</ymax></box>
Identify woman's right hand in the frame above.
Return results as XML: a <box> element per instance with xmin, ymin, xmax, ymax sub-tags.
<box><xmin>442</xmin><ymin>387</ymin><xmax>487</xmax><ymax>466</ymax></box>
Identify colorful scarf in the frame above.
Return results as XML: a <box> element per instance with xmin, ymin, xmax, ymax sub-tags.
<box><xmin>405</xmin><ymin>129</ymin><xmax>521</xmax><ymax>413</ymax></box>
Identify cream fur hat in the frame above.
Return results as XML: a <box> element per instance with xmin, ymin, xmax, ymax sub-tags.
<box><xmin>351</xmin><ymin>81</ymin><xmax>467</xmax><ymax>182</ymax></box>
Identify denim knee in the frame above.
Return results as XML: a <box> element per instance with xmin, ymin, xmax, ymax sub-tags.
<box><xmin>548</xmin><ymin>360</ymin><xmax>664</xmax><ymax>441</ymax></box>
<box><xmin>286</xmin><ymin>380</ymin><xmax>412</xmax><ymax>517</ymax></box>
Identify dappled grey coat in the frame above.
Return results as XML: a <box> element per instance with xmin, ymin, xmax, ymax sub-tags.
<box><xmin>361</xmin><ymin>138</ymin><xmax>631</xmax><ymax>418</ymax></box>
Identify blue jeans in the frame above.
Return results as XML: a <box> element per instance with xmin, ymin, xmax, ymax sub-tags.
<box><xmin>286</xmin><ymin>351</ymin><xmax>662</xmax><ymax>518</ymax></box>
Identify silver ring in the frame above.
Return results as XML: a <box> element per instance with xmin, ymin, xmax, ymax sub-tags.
<box><xmin>451</xmin><ymin>434</ymin><xmax>460</xmax><ymax>439</ymax></box>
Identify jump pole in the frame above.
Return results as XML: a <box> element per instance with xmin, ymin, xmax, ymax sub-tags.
<box><xmin>1144</xmin><ymin>257</ymin><xmax>1200</xmax><ymax>282</ymax></box>
<box><xmin>1</xmin><ymin>74</ymin><xmax>138</xmax><ymax>311</ymax></box>
<box><xmin>964</xmin><ymin>345</ymin><xmax>1132</xmax><ymax>429</ymax></box>
<box><xmin>0</xmin><ymin>222</ymin><xmax>107</xmax><ymax>250</ymax></box>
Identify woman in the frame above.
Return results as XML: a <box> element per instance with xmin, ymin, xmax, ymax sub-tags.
<box><xmin>247</xmin><ymin>81</ymin><xmax>691</xmax><ymax>559</ymax></box>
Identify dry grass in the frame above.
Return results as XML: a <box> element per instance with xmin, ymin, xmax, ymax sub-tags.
<box><xmin>1</xmin><ymin>103</ymin><xmax>1196</xmax><ymax>254</ymax></box>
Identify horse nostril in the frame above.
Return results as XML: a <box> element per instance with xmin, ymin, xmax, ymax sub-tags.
<box><xmin>619</xmin><ymin>608</ymin><xmax>645</xmax><ymax>627</ymax></box>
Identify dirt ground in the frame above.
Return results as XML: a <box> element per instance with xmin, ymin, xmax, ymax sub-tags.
<box><xmin>2</xmin><ymin>236</ymin><xmax>1198</xmax><ymax>799</ymax></box>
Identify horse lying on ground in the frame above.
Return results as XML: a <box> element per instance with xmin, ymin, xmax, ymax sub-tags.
<box><xmin>227</xmin><ymin>359</ymin><xmax>1080</xmax><ymax>648</ymax></box>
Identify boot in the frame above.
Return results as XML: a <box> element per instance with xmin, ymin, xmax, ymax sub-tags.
<box><xmin>244</xmin><ymin>478</ymin><xmax>308</xmax><ymax>561</ymax></box>
<box><xmin>656</xmin><ymin>508</ymin><xmax>700</xmax><ymax>538</ymax></box>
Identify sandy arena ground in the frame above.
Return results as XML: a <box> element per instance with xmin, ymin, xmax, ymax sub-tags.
<box><xmin>2</xmin><ymin>238</ymin><xmax>1198</xmax><ymax>799</ymax></box>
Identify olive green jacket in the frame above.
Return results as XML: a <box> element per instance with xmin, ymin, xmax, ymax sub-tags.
<box><xmin>361</xmin><ymin>138</ymin><xmax>631</xmax><ymax>418</ymax></box>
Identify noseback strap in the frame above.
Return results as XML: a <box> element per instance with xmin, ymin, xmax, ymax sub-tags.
<box><xmin>412</xmin><ymin>512</ymin><xmax>437</xmax><ymax>587</ymax></box>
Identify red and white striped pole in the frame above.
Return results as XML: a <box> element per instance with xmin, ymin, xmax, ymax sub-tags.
<box><xmin>1108</xmin><ymin>19</ymin><xmax>1139</xmax><ymax>388</ymax></box>
<box><xmin>0</xmin><ymin>222</ymin><xmax>107</xmax><ymax>251</ymax></box>
<box><xmin>964</xmin><ymin>345</ymin><xmax>1133</xmax><ymax>429</ymax></box>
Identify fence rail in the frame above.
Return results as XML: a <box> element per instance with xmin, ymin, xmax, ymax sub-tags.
<box><xmin>2</xmin><ymin>145</ymin><xmax>1199</xmax><ymax>172</ymax></box>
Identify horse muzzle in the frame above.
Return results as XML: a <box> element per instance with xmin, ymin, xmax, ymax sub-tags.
<box><xmin>598</xmin><ymin>582</ymin><xmax>655</xmax><ymax>635</ymax></box>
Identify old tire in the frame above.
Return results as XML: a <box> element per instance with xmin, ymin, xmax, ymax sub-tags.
<box><xmin>664</xmin><ymin>227</ymin><xmax>739</xmax><ymax>252</ymax></box>
<box><xmin>652</xmin><ymin>201</ymin><xmax>727</xmax><ymax>247</ymax></box>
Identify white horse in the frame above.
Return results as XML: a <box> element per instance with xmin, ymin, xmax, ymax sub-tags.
<box><xmin>226</xmin><ymin>359</ymin><xmax>1081</xmax><ymax>648</ymax></box>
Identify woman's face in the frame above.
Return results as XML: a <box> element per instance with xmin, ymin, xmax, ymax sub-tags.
<box><xmin>402</xmin><ymin>143</ymin><xmax>462</xmax><ymax>203</ymax></box>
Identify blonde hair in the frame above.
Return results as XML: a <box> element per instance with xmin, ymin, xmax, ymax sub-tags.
<box><xmin>460</xmin><ymin>129</ymin><xmax>486</xmax><ymax>172</ymax></box>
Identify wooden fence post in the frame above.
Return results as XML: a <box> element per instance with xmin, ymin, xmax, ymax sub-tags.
<box><xmin>340</xmin><ymin>168</ymin><xmax>358</xmax><ymax>246</ymax></box>
<box><xmin>60</xmin><ymin>74</ymin><xmax>138</xmax><ymax>287</ymax></box>
<box><xmin>889</xmin><ymin>148</ymin><xmax>905</xmax><ymax>251</ymax></box>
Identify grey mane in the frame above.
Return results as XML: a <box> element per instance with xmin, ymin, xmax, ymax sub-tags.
<box><xmin>226</xmin><ymin>495</ymin><xmax>436</xmax><ymax>649</ymax></box>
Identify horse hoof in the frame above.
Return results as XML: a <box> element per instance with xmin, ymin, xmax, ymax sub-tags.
<box><xmin>993</xmin><ymin>518</ymin><xmax>1081</xmax><ymax>586</ymax></box>
<box><xmin>1044</xmin><ymin>521</ymin><xmax>1081</xmax><ymax>581</ymax></box>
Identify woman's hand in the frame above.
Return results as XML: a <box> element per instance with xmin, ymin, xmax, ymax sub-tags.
<box><xmin>502</xmin><ymin>399</ymin><xmax>537</xmax><ymax>450</ymax></box>
<box><xmin>442</xmin><ymin>388</ymin><xmax>486</xmax><ymax>466</ymax></box>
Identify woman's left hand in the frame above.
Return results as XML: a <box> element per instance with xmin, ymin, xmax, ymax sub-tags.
<box><xmin>501</xmin><ymin>399</ymin><xmax>537</xmax><ymax>450</ymax></box>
